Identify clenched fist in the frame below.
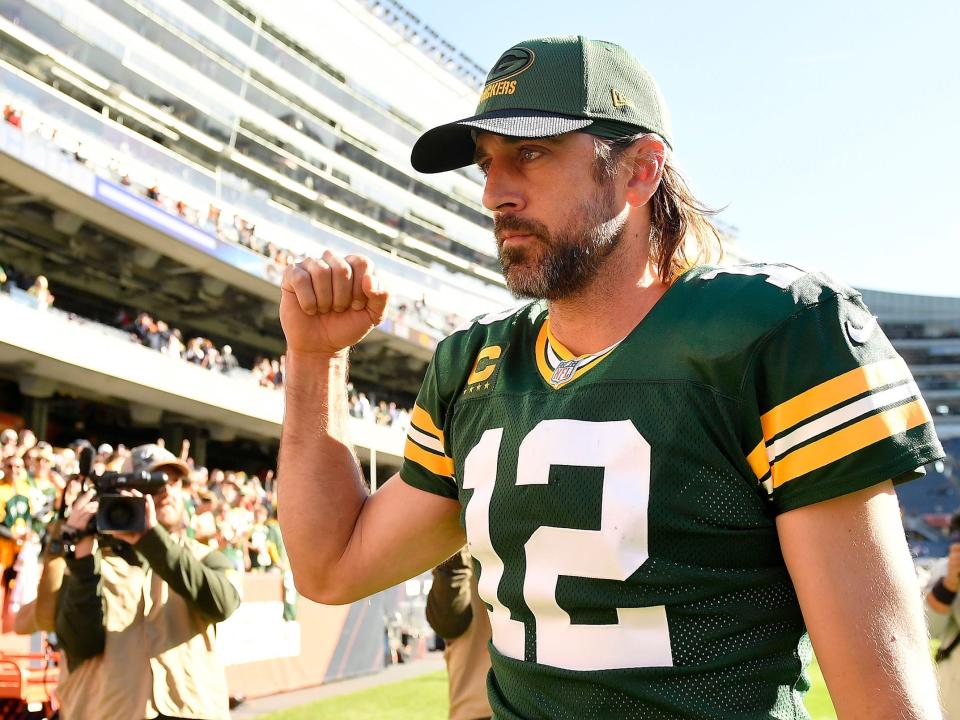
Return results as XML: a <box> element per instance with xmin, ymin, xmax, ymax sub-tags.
<box><xmin>280</xmin><ymin>251</ymin><xmax>390</xmax><ymax>356</ymax></box>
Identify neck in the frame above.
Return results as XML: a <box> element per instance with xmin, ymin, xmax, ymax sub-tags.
<box><xmin>546</xmin><ymin>219</ymin><xmax>669</xmax><ymax>356</ymax></box>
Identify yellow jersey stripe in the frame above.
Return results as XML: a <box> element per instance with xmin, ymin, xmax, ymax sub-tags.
<box><xmin>760</xmin><ymin>357</ymin><xmax>910</xmax><ymax>442</ymax></box>
<box><xmin>535</xmin><ymin>322</ymin><xmax>554</xmax><ymax>385</ymax></box>
<box><xmin>747</xmin><ymin>440</ymin><xmax>771</xmax><ymax>481</ymax></box>
<box><xmin>412</xmin><ymin>404</ymin><xmax>444</xmax><ymax>443</ymax></box>
<box><xmin>772</xmin><ymin>398</ymin><xmax>930</xmax><ymax>488</ymax></box>
<box><xmin>570</xmin><ymin>352</ymin><xmax>609</xmax><ymax>383</ymax></box>
<box><xmin>545</xmin><ymin>319</ymin><xmax>575</xmax><ymax>362</ymax></box>
<box><xmin>404</xmin><ymin>438</ymin><xmax>455</xmax><ymax>479</ymax></box>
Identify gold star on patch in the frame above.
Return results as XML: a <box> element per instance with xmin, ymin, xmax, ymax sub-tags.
<box><xmin>484</xmin><ymin>383</ymin><xmax>491</xmax><ymax>390</ymax></box>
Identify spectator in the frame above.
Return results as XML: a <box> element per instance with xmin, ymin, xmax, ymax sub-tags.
<box><xmin>165</xmin><ymin>327</ymin><xmax>185</xmax><ymax>358</ymax></box>
<box><xmin>0</xmin><ymin>455</ymin><xmax>32</xmax><ymax>584</ymax></box>
<box><xmin>131</xmin><ymin>312</ymin><xmax>153</xmax><ymax>344</ymax></box>
<box><xmin>221</xmin><ymin>344</ymin><xmax>239</xmax><ymax>373</ymax></box>
<box><xmin>93</xmin><ymin>443</ymin><xmax>112</xmax><ymax>476</ymax></box>
<box><xmin>16</xmin><ymin>429</ymin><xmax>36</xmax><ymax>460</ymax></box>
<box><xmin>0</xmin><ymin>428</ymin><xmax>17</xmax><ymax>459</ymax></box>
<box><xmin>3</xmin><ymin>104</ymin><xmax>22</xmax><ymax>129</ymax></box>
<box><xmin>185</xmin><ymin>337</ymin><xmax>205</xmax><ymax>365</ymax></box>
<box><xmin>356</xmin><ymin>392</ymin><xmax>372</xmax><ymax>419</ymax></box>
<box><xmin>27</xmin><ymin>275</ymin><xmax>54</xmax><ymax>310</ymax></box>
<box><xmin>191</xmin><ymin>490</ymin><xmax>219</xmax><ymax>546</ymax></box>
<box><xmin>925</xmin><ymin>511</ymin><xmax>960</xmax><ymax>718</ymax></box>
<box><xmin>247</xmin><ymin>505</ymin><xmax>274</xmax><ymax>572</ymax></box>
<box><xmin>149</xmin><ymin>320</ymin><xmax>171</xmax><ymax>351</ymax></box>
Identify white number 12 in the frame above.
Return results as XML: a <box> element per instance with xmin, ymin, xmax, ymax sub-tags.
<box><xmin>463</xmin><ymin>419</ymin><xmax>674</xmax><ymax>671</ymax></box>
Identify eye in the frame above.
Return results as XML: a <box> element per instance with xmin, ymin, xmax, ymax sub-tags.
<box><xmin>519</xmin><ymin>147</ymin><xmax>543</xmax><ymax>162</ymax></box>
<box><xmin>476</xmin><ymin>160</ymin><xmax>490</xmax><ymax>176</ymax></box>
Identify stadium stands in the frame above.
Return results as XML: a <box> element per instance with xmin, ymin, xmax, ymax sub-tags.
<box><xmin>0</xmin><ymin>5</ymin><xmax>956</xmax><ymax>712</ymax></box>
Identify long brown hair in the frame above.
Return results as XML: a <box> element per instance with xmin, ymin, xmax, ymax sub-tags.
<box><xmin>594</xmin><ymin>135</ymin><xmax>724</xmax><ymax>283</ymax></box>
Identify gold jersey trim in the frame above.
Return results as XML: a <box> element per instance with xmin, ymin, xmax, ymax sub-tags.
<box><xmin>534</xmin><ymin>318</ymin><xmax>624</xmax><ymax>390</ymax></box>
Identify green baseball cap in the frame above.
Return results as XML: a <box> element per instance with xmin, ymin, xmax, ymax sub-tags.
<box><xmin>411</xmin><ymin>36</ymin><xmax>672</xmax><ymax>174</ymax></box>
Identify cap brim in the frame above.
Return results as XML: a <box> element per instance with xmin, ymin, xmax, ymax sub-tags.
<box><xmin>411</xmin><ymin>110</ymin><xmax>593</xmax><ymax>174</ymax></box>
<box><xmin>151</xmin><ymin>459</ymin><xmax>190</xmax><ymax>479</ymax></box>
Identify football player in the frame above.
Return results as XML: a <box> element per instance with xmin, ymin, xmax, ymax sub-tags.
<box><xmin>279</xmin><ymin>37</ymin><xmax>945</xmax><ymax>719</ymax></box>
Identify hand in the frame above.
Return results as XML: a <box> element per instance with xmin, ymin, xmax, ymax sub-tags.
<box><xmin>66</xmin><ymin>489</ymin><xmax>98</xmax><ymax>533</ymax></box>
<box><xmin>109</xmin><ymin>490</ymin><xmax>157</xmax><ymax>546</ymax></box>
<box><xmin>943</xmin><ymin>542</ymin><xmax>960</xmax><ymax>592</ymax></box>
<box><xmin>66</xmin><ymin>488</ymin><xmax>98</xmax><ymax>559</ymax></box>
<box><xmin>280</xmin><ymin>251</ymin><xmax>389</xmax><ymax>356</ymax></box>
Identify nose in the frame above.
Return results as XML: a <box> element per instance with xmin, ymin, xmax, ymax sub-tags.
<box><xmin>481</xmin><ymin>160</ymin><xmax>526</xmax><ymax>214</ymax></box>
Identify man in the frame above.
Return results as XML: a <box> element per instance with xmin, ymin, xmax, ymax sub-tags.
<box><xmin>925</xmin><ymin>512</ymin><xmax>960</xmax><ymax>718</ymax></box>
<box><xmin>55</xmin><ymin>444</ymin><xmax>240</xmax><ymax>720</ymax></box>
<box><xmin>427</xmin><ymin>548</ymin><xmax>493</xmax><ymax>720</ymax></box>
<box><xmin>0</xmin><ymin>455</ymin><xmax>32</xmax><ymax>573</ymax></box>
<box><xmin>279</xmin><ymin>37</ymin><xmax>945</xmax><ymax>718</ymax></box>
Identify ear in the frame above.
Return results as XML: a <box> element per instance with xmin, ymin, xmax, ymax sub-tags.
<box><xmin>624</xmin><ymin>135</ymin><xmax>666</xmax><ymax>208</ymax></box>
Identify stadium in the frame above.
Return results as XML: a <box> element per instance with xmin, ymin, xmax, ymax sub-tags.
<box><xmin>0</xmin><ymin>0</ymin><xmax>957</xmax><ymax>717</ymax></box>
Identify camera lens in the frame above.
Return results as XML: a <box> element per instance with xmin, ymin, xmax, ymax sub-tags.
<box><xmin>106</xmin><ymin>503</ymin><xmax>133</xmax><ymax>528</ymax></box>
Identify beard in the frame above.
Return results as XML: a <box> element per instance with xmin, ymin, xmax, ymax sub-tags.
<box><xmin>494</xmin><ymin>180</ymin><xmax>628</xmax><ymax>301</ymax></box>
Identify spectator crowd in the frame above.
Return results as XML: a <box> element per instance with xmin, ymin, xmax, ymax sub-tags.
<box><xmin>3</xmin><ymin>96</ymin><xmax>468</xmax><ymax>338</ymax></box>
<box><xmin>0</xmin><ymin>426</ymin><xmax>293</xmax><ymax>626</ymax></box>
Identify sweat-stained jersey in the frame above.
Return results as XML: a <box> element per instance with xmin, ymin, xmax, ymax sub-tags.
<box><xmin>399</xmin><ymin>263</ymin><xmax>944</xmax><ymax>720</ymax></box>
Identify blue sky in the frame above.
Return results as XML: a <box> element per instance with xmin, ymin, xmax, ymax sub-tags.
<box><xmin>399</xmin><ymin>0</ymin><xmax>960</xmax><ymax>297</ymax></box>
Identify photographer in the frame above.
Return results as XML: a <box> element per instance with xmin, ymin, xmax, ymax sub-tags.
<box><xmin>55</xmin><ymin>444</ymin><xmax>241</xmax><ymax>720</ymax></box>
<box><xmin>926</xmin><ymin>511</ymin><xmax>960</xmax><ymax>719</ymax></box>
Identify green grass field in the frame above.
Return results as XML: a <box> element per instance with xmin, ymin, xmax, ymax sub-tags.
<box><xmin>257</xmin><ymin>661</ymin><xmax>838</xmax><ymax>720</ymax></box>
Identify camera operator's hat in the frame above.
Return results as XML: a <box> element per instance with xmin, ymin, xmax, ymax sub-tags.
<box><xmin>123</xmin><ymin>444</ymin><xmax>189</xmax><ymax>480</ymax></box>
<box><xmin>410</xmin><ymin>36</ymin><xmax>672</xmax><ymax>174</ymax></box>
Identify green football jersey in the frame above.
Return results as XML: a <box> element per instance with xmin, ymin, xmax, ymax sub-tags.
<box><xmin>400</xmin><ymin>263</ymin><xmax>944</xmax><ymax>720</ymax></box>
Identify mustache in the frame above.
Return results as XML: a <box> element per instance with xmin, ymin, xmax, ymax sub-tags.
<box><xmin>494</xmin><ymin>215</ymin><xmax>550</xmax><ymax>243</ymax></box>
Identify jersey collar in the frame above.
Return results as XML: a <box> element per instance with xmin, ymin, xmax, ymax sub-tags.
<box><xmin>534</xmin><ymin>317</ymin><xmax>625</xmax><ymax>390</ymax></box>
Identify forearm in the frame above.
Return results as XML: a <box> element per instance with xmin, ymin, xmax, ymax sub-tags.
<box><xmin>135</xmin><ymin>526</ymin><xmax>240</xmax><ymax>622</ymax></box>
<box><xmin>779</xmin><ymin>483</ymin><xmax>941</xmax><ymax>719</ymax></box>
<box><xmin>278</xmin><ymin>351</ymin><xmax>369</xmax><ymax>598</ymax></box>
<box><xmin>34</xmin><ymin>555</ymin><xmax>66</xmax><ymax>632</ymax></box>
<box><xmin>55</xmin><ymin>555</ymin><xmax>106</xmax><ymax>671</ymax></box>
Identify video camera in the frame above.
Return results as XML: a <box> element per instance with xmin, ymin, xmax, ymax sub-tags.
<box><xmin>92</xmin><ymin>469</ymin><xmax>169</xmax><ymax>533</ymax></box>
<box><xmin>75</xmin><ymin>443</ymin><xmax>169</xmax><ymax>533</ymax></box>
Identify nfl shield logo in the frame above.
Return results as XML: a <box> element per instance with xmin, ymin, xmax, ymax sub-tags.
<box><xmin>550</xmin><ymin>359</ymin><xmax>578</xmax><ymax>387</ymax></box>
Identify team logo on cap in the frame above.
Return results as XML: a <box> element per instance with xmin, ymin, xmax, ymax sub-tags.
<box><xmin>480</xmin><ymin>47</ymin><xmax>535</xmax><ymax>103</ymax></box>
<box><xmin>487</xmin><ymin>47</ymin><xmax>535</xmax><ymax>83</ymax></box>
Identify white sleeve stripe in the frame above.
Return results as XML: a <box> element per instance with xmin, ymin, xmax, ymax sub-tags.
<box><xmin>767</xmin><ymin>380</ymin><xmax>920</xmax><ymax>462</ymax></box>
<box><xmin>407</xmin><ymin>424</ymin><xmax>445</xmax><ymax>454</ymax></box>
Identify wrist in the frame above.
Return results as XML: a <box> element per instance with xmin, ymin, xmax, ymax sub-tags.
<box><xmin>284</xmin><ymin>352</ymin><xmax>350</xmax><ymax>402</ymax></box>
<box><xmin>73</xmin><ymin>536</ymin><xmax>96</xmax><ymax>559</ymax></box>
<box><xmin>943</xmin><ymin>576</ymin><xmax>960</xmax><ymax>593</ymax></box>
<box><xmin>286</xmin><ymin>349</ymin><xmax>349</xmax><ymax>367</ymax></box>
<box><xmin>933</xmin><ymin>578</ymin><xmax>959</xmax><ymax>605</ymax></box>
